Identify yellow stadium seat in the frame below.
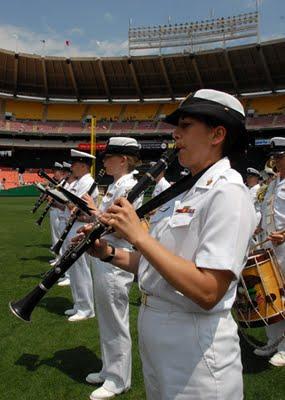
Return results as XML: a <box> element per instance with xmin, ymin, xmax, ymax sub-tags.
<box><xmin>123</xmin><ymin>104</ymin><xmax>159</xmax><ymax>121</ymax></box>
<box><xmin>86</xmin><ymin>105</ymin><xmax>122</xmax><ymax>121</ymax></box>
<box><xmin>47</xmin><ymin>104</ymin><xmax>86</xmax><ymax>121</ymax></box>
<box><xmin>6</xmin><ymin>100</ymin><xmax>44</xmax><ymax>120</ymax></box>
<box><xmin>160</xmin><ymin>103</ymin><xmax>178</xmax><ymax>116</ymax></box>
<box><xmin>246</xmin><ymin>95</ymin><xmax>285</xmax><ymax>115</ymax></box>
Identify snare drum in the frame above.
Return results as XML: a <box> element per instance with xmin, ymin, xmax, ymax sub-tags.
<box><xmin>233</xmin><ymin>249</ymin><xmax>285</xmax><ymax>328</ymax></box>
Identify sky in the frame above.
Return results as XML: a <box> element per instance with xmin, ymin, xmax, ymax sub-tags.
<box><xmin>0</xmin><ymin>0</ymin><xmax>284</xmax><ymax>57</ymax></box>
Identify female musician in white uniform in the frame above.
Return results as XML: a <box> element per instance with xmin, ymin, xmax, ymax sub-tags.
<box><xmin>86</xmin><ymin>137</ymin><xmax>143</xmax><ymax>400</ymax></box>
<box><xmin>83</xmin><ymin>90</ymin><xmax>257</xmax><ymax>400</ymax></box>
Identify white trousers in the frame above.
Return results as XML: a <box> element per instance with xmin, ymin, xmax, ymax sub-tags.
<box><xmin>49</xmin><ymin>208</ymin><xmax>59</xmax><ymax>246</ymax></box>
<box><xmin>57</xmin><ymin>217</ymin><xmax>70</xmax><ymax>278</ymax></box>
<box><xmin>67</xmin><ymin>224</ymin><xmax>94</xmax><ymax>315</ymax></box>
<box><xmin>138</xmin><ymin>302</ymin><xmax>243</xmax><ymax>400</ymax></box>
<box><xmin>91</xmin><ymin>259</ymin><xmax>134</xmax><ymax>393</ymax></box>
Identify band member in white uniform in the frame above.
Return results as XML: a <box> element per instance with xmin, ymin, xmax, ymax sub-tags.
<box><xmin>80</xmin><ymin>90</ymin><xmax>257</xmax><ymax>400</ymax></box>
<box><xmin>85</xmin><ymin>137</ymin><xmax>143</xmax><ymax>400</ymax></box>
<box><xmin>254</xmin><ymin>137</ymin><xmax>285</xmax><ymax>367</ymax></box>
<box><xmin>57</xmin><ymin>162</ymin><xmax>76</xmax><ymax>286</ymax></box>
<box><xmin>49</xmin><ymin>162</ymin><xmax>65</xmax><ymax>249</ymax></box>
<box><xmin>65</xmin><ymin>149</ymin><xmax>98</xmax><ymax>322</ymax></box>
<box><xmin>148</xmin><ymin>165</ymin><xmax>171</xmax><ymax>226</ymax></box>
<box><xmin>246</xmin><ymin>167</ymin><xmax>261</xmax><ymax>224</ymax></box>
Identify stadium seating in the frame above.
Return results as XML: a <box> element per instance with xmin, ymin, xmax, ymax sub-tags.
<box><xmin>123</xmin><ymin>104</ymin><xmax>159</xmax><ymax>121</ymax></box>
<box><xmin>1</xmin><ymin>95</ymin><xmax>285</xmax><ymax>137</ymax></box>
<box><xmin>86</xmin><ymin>104</ymin><xmax>122</xmax><ymax>121</ymax></box>
<box><xmin>246</xmin><ymin>95</ymin><xmax>285</xmax><ymax>115</ymax></box>
<box><xmin>0</xmin><ymin>169</ymin><xmax>19</xmax><ymax>189</ymax></box>
<box><xmin>6</xmin><ymin>100</ymin><xmax>44</xmax><ymax>120</ymax></box>
<box><xmin>159</xmin><ymin>103</ymin><xmax>178</xmax><ymax>117</ymax></box>
<box><xmin>0</xmin><ymin>168</ymin><xmax>52</xmax><ymax>189</ymax></box>
<box><xmin>47</xmin><ymin>104</ymin><xmax>86</xmax><ymax>121</ymax></box>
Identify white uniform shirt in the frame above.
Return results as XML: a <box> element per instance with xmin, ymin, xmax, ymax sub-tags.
<box><xmin>99</xmin><ymin>171</ymin><xmax>143</xmax><ymax>248</ymax></box>
<box><xmin>70</xmin><ymin>173</ymin><xmax>99</xmax><ymax>227</ymax></box>
<box><xmin>261</xmin><ymin>175</ymin><xmax>285</xmax><ymax>268</ymax></box>
<box><xmin>149</xmin><ymin>177</ymin><xmax>171</xmax><ymax>225</ymax></box>
<box><xmin>72</xmin><ymin>173</ymin><xmax>98</xmax><ymax>199</ymax></box>
<box><xmin>249</xmin><ymin>183</ymin><xmax>261</xmax><ymax>225</ymax></box>
<box><xmin>138</xmin><ymin>157</ymin><xmax>257</xmax><ymax>313</ymax></box>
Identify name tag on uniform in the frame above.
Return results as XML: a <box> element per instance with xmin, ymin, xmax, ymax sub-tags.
<box><xmin>175</xmin><ymin>206</ymin><xmax>195</xmax><ymax>215</ymax></box>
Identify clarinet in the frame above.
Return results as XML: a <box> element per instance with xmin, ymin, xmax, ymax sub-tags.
<box><xmin>51</xmin><ymin>168</ymin><xmax>105</xmax><ymax>255</ymax></box>
<box><xmin>9</xmin><ymin>148</ymin><xmax>178</xmax><ymax>322</ymax></box>
<box><xmin>35</xmin><ymin>202</ymin><xmax>53</xmax><ymax>226</ymax></box>
<box><xmin>31</xmin><ymin>170</ymin><xmax>57</xmax><ymax>214</ymax></box>
<box><xmin>31</xmin><ymin>193</ymin><xmax>47</xmax><ymax>214</ymax></box>
<box><xmin>35</xmin><ymin>175</ymin><xmax>69</xmax><ymax>226</ymax></box>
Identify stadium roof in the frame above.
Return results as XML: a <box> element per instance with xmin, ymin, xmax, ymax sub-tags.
<box><xmin>0</xmin><ymin>38</ymin><xmax>284</xmax><ymax>101</ymax></box>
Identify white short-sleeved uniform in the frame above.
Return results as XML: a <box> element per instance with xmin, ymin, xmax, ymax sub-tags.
<box><xmin>49</xmin><ymin>178</ymin><xmax>68</xmax><ymax>246</ymax></box>
<box><xmin>90</xmin><ymin>171</ymin><xmax>143</xmax><ymax>394</ymax></box>
<box><xmin>138</xmin><ymin>158</ymin><xmax>257</xmax><ymax>400</ymax></box>
<box><xmin>260</xmin><ymin>176</ymin><xmax>285</xmax><ymax>352</ymax></box>
<box><xmin>249</xmin><ymin>183</ymin><xmax>261</xmax><ymax>226</ymax></box>
<box><xmin>149</xmin><ymin>177</ymin><xmax>171</xmax><ymax>226</ymax></box>
<box><xmin>67</xmin><ymin>173</ymin><xmax>98</xmax><ymax>316</ymax></box>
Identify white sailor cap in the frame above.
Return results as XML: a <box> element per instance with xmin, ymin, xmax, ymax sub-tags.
<box><xmin>71</xmin><ymin>149</ymin><xmax>96</xmax><ymax>164</ymax></box>
<box><xmin>164</xmin><ymin>89</ymin><xmax>247</xmax><ymax>156</ymax></box>
<box><xmin>164</xmin><ymin>89</ymin><xmax>245</xmax><ymax>127</ymax></box>
<box><xmin>62</xmin><ymin>161</ymin><xmax>72</xmax><ymax>170</ymax></box>
<box><xmin>246</xmin><ymin>167</ymin><xmax>260</xmax><ymax>177</ymax></box>
<box><xmin>270</xmin><ymin>137</ymin><xmax>285</xmax><ymax>156</ymax></box>
<box><xmin>54</xmin><ymin>162</ymin><xmax>63</xmax><ymax>169</ymax></box>
<box><xmin>103</xmin><ymin>137</ymin><xmax>140</xmax><ymax>157</ymax></box>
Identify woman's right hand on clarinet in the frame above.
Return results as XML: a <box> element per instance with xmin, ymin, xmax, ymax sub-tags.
<box><xmin>71</xmin><ymin>223</ymin><xmax>109</xmax><ymax>259</ymax></box>
<box><xmin>100</xmin><ymin>197</ymin><xmax>149</xmax><ymax>246</ymax></box>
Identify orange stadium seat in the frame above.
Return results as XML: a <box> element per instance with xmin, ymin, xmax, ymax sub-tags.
<box><xmin>6</xmin><ymin>100</ymin><xmax>44</xmax><ymax>120</ymax></box>
<box><xmin>47</xmin><ymin>104</ymin><xmax>86</xmax><ymax>121</ymax></box>
<box><xmin>159</xmin><ymin>103</ymin><xmax>178</xmax><ymax>117</ymax></box>
<box><xmin>0</xmin><ymin>169</ymin><xmax>19</xmax><ymax>189</ymax></box>
<box><xmin>123</xmin><ymin>104</ymin><xmax>159</xmax><ymax>121</ymax></box>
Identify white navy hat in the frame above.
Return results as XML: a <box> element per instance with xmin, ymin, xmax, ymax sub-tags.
<box><xmin>164</xmin><ymin>89</ymin><xmax>245</xmax><ymax>127</ymax></box>
<box><xmin>270</xmin><ymin>137</ymin><xmax>285</xmax><ymax>156</ymax></box>
<box><xmin>164</xmin><ymin>89</ymin><xmax>247</xmax><ymax>155</ymax></box>
<box><xmin>103</xmin><ymin>137</ymin><xmax>140</xmax><ymax>157</ymax></box>
<box><xmin>54</xmin><ymin>162</ymin><xmax>63</xmax><ymax>169</ymax></box>
<box><xmin>247</xmin><ymin>167</ymin><xmax>260</xmax><ymax>177</ymax></box>
<box><xmin>71</xmin><ymin>149</ymin><xmax>96</xmax><ymax>164</ymax></box>
<box><xmin>62</xmin><ymin>161</ymin><xmax>72</xmax><ymax>170</ymax></box>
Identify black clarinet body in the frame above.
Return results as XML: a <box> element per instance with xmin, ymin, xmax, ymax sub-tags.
<box><xmin>34</xmin><ymin>174</ymin><xmax>69</xmax><ymax>226</ymax></box>
<box><xmin>9</xmin><ymin>149</ymin><xmax>178</xmax><ymax>322</ymax></box>
<box><xmin>35</xmin><ymin>202</ymin><xmax>53</xmax><ymax>226</ymax></box>
<box><xmin>51</xmin><ymin>168</ymin><xmax>105</xmax><ymax>255</ymax></box>
<box><xmin>31</xmin><ymin>193</ymin><xmax>47</xmax><ymax>214</ymax></box>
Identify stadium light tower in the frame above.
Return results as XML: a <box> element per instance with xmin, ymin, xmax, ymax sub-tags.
<box><xmin>128</xmin><ymin>11</ymin><xmax>259</xmax><ymax>55</ymax></box>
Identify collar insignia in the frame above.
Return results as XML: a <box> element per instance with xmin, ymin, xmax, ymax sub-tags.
<box><xmin>206</xmin><ymin>178</ymin><xmax>213</xmax><ymax>186</ymax></box>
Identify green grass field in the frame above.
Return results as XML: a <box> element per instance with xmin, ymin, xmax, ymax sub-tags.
<box><xmin>0</xmin><ymin>198</ymin><xmax>284</xmax><ymax>400</ymax></box>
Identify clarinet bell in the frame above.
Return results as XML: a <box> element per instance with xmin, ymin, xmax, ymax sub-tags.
<box><xmin>9</xmin><ymin>285</ymin><xmax>47</xmax><ymax>322</ymax></box>
<box><xmin>9</xmin><ymin>299</ymin><xmax>32</xmax><ymax>323</ymax></box>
